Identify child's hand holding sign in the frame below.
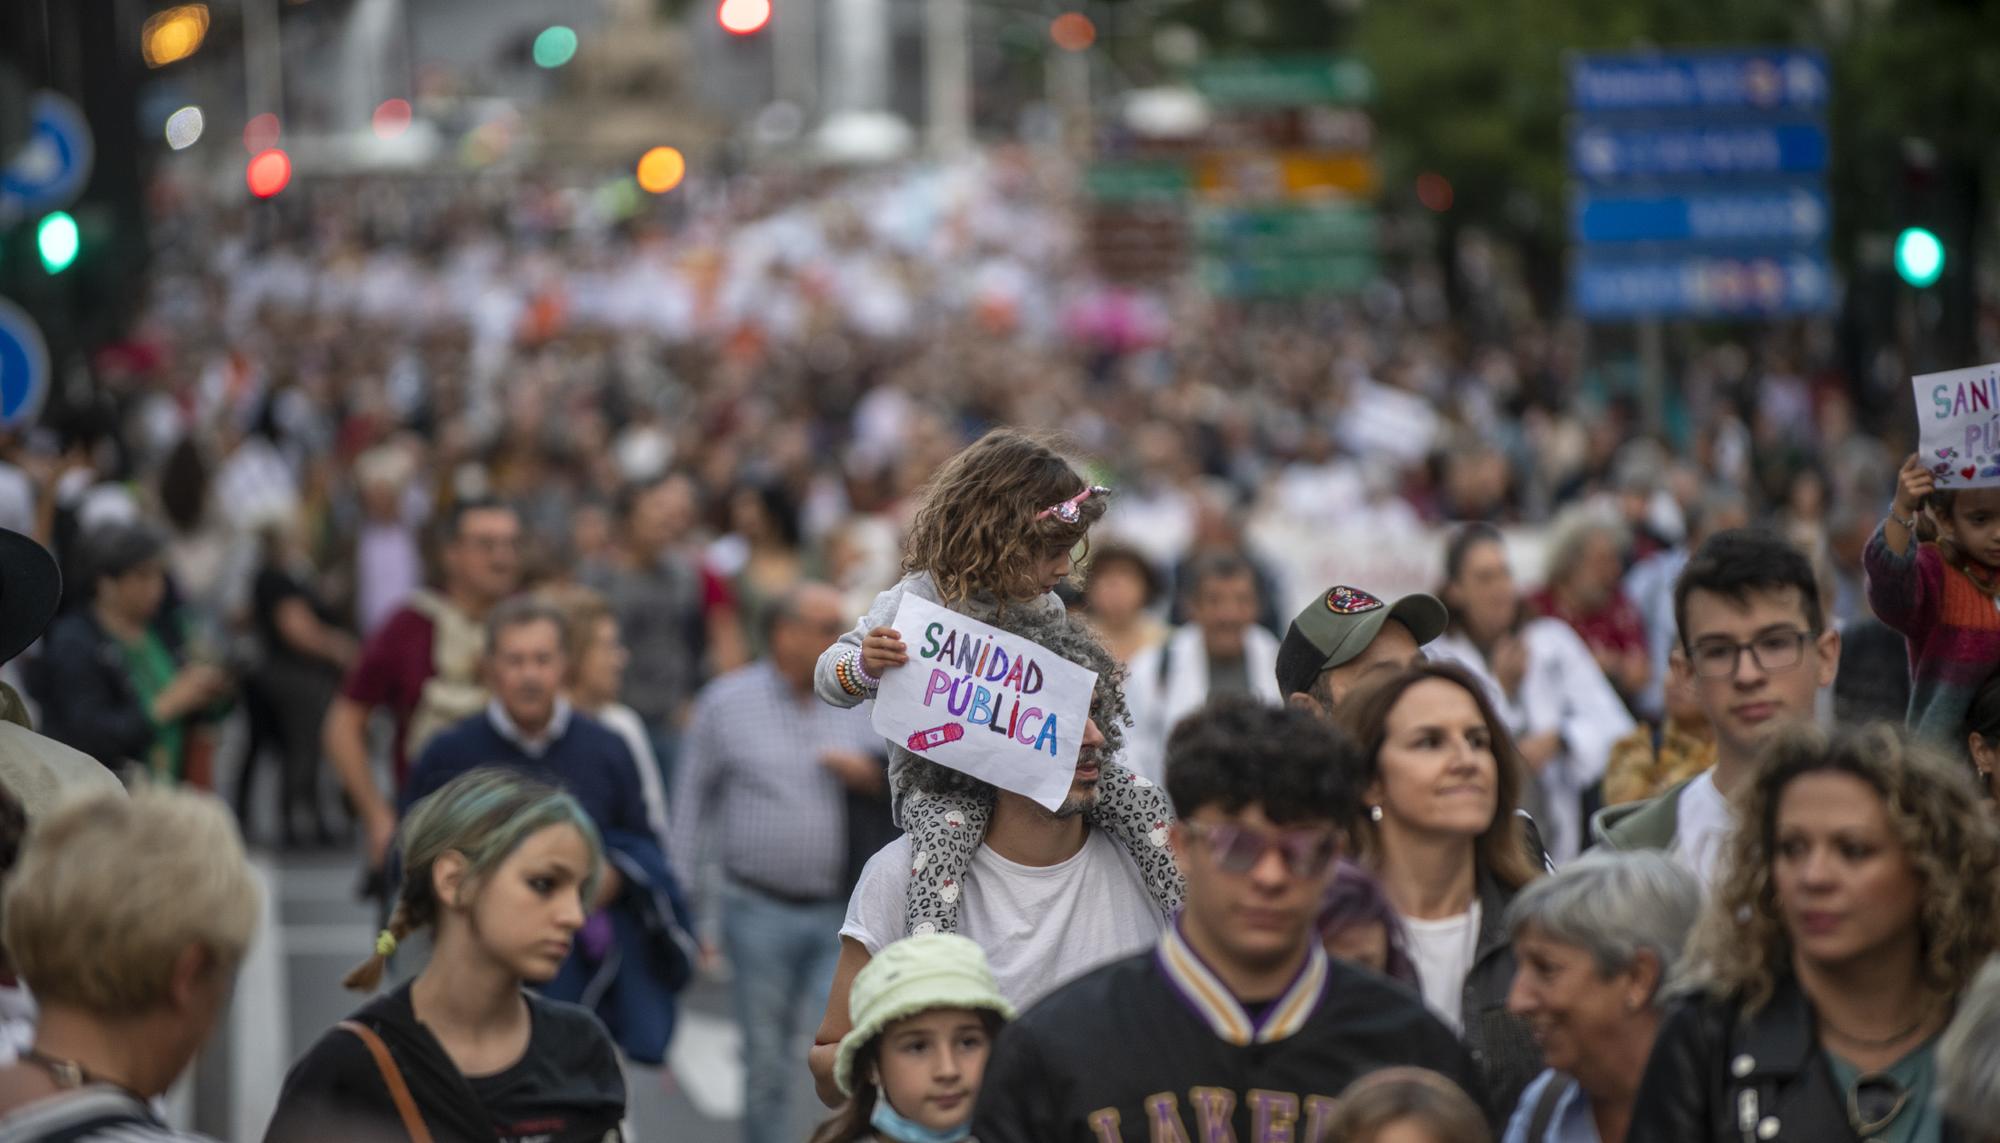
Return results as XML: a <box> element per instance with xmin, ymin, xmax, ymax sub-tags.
<box><xmin>862</xmin><ymin>626</ymin><xmax>909</xmax><ymax>675</ymax></box>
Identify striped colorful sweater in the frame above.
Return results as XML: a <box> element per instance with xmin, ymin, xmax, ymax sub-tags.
<box><xmin>1863</xmin><ymin>524</ymin><xmax>2000</xmax><ymax>745</ymax></box>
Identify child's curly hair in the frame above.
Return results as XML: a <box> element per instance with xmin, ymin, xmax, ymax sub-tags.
<box><xmin>902</xmin><ymin>429</ymin><xmax>1106</xmax><ymax>606</ymax></box>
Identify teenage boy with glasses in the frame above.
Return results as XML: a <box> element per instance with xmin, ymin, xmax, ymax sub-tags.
<box><xmin>1591</xmin><ymin>530</ymin><xmax>1840</xmax><ymax>888</ymax></box>
<box><xmin>973</xmin><ymin>700</ymin><xmax>1483</xmax><ymax>1142</ymax></box>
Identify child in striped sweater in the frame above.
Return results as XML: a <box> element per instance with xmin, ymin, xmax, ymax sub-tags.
<box><xmin>1864</xmin><ymin>452</ymin><xmax>2000</xmax><ymax>747</ymax></box>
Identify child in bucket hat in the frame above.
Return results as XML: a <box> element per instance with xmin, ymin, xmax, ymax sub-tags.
<box><xmin>813</xmin><ymin>934</ymin><xmax>1015</xmax><ymax>1143</ymax></box>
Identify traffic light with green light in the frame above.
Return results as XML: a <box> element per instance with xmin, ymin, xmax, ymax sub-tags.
<box><xmin>36</xmin><ymin>212</ymin><xmax>78</xmax><ymax>275</ymax></box>
<box><xmin>1895</xmin><ymin>226</ymin><xmax>1944</xmax><ymax>288</ymax></box>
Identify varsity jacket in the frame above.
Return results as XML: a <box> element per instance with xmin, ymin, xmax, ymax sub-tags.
<box><xmin>972</xmin><ymin>924</ymin><xmax>1485</xmax><ymax>1142</ymax></box>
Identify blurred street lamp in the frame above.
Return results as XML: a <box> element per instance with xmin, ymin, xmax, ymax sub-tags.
<box><xmin>719</xmin><ymin>0</ymin><xmax>773</xmax><ymax>36</ymax></box>
<box><xmin>242</xmin><ymin>113</ymin><xmax>281</xmax><ymax>153</ymax></box>
<box><xmin>142</xmin><ymin>4</ymin><xmax>211</xmax><ymax>69</ymax></box>
<box><xmin>164</xmin><ymin>106</ymin><xmax>205</xmax><ymax>150</ymax></box>
<box><xmin>372</xmin><ymin>99</ymin><xmax>413</xmax><ymax>139</ymax></box>
<box><xmin>636</xmin><ymin>146</ymin><xmax>687</xmax><ymax>194</ymax></box>
<box><xmin>532</xmin><ymin>26</ymin><xmax>579</xmax><ymax>68</ymax></box>
<box><xmin>1050</xmin><ymin>12</ymin><xmax>1096</xmax><ymax>52</ymax></box>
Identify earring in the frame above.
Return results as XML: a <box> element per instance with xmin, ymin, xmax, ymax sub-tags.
<box><xmin>1369</xmin><ymin>805</ymin><xmax>1384</xmax><ymax>823</ymax></box>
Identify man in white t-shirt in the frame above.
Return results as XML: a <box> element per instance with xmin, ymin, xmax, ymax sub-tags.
<box><xmin>807</xmin><ymin>703</ymin><xmax>1169</xmax><ymax>1106</ymax></box>
<box><xmin>1592</xmin><ymin>530</ymin><xmax>1839</xmax><ymax>888</ymax></box>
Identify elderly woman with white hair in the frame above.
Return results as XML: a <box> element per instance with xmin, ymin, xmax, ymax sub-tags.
<box><xmin>1941</xmin><ymin>957</ymin><xmax>2000</xmax><ymax>1142</ymax></box>
<box><xmin>1501</xmin><ymin>850</ymin><xmax>1702</xmax><ymax>1143</ymax></box>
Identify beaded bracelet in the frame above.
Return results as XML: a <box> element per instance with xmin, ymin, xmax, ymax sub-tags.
<box><xmin>834</xmin><ymin>650</ymin><xmax>875</xmax><ymax>697</ymax></box>
<box><xmin>834</xmin><ymin>654</ymin><xmax>863</xmax><ymax>696</ymax></box>
<box><xmin>854</xmin><ymin>652</ymin><xmax>881</xmax><ymax>687</ymax></box>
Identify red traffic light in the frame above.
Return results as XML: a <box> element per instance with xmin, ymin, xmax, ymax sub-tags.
<box><xmin>718</xmin><ymin>0</ymin><xmax>771</xmax><ymax>35</ymax></box>
<box><xmin>246</xmin><ymin>148</ymin><xmax>292</xmax><ymax>198</ymax></box>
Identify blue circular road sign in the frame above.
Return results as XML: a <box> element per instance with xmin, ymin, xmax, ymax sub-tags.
<box><xmin>0</xmin><ymin>92</ymin><xmax>95</xmax><ymax>222</ymax></box>
<box><xmin>0</xmin><ymin>300</ymin><xmax>52</xmax><ymax>429</ymax></box>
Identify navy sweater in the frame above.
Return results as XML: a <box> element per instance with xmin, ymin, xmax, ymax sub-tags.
<box><xmin>403</xmin><ymin>711</ymin><xmax>652</xmax><ymax>841</ymax></box>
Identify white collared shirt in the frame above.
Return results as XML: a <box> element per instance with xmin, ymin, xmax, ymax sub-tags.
<box><xmin>486</xmin><ymin>697</ymin><xmax>573</xmax><ymax>759</ymax></box>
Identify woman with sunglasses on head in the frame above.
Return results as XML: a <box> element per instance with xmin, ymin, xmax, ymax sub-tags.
<box><xmin>1628</xmin><ymin>722</ymin><xmax>2000</xmax><ymax>1143</ymax></box>
<box><xmin>1337</xmin><ymin>660</ymin><xmax>1548</xmax><ymax>1123</ymax></box>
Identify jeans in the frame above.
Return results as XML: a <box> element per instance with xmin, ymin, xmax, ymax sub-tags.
<box><xmin>720</xmin><ymin>883</ymin><xmax>845</xmax><ymax>1143</ymax></box>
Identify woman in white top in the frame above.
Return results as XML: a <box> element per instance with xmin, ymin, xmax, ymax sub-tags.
<box><xmin>547</xmin><ymin>586</ymin><xmax>671</xmax><ymax>847</ymax></box>
<box><xmin>1428</xmin><ymin>524</ymin><xmax>1634</xmax><ymax>863</ymax></box>
<box><xmin>1337</xmin><ymin>659</ymin><xmax>1547</xmax><ymax>1122</ymax></box>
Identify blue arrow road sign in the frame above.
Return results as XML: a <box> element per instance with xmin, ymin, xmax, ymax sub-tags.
<box><xmin>1569</xmin><ymin>50</ymin><xmax>1829</xmax><ymax>114</ymax></box>
<box><xmin>0</xmin><ymin>300</ymin><xmax>51</xmax><ymax>429</ymax></box>
<box><xmin>1572</xmin><ymin>251</ymin><xmax>1835</xmax><ymax>319</ymax></box>
<box><xmin>1570</xmin><ymin>121</ymin><xmax>1827</xmax><ymax>182</ymax></box>
<box><xmin>0</xmin><ymin>92</ymin><xmax>95</xmax><ymax>223</ymax></box>
<box><xmin>1572</xmin><ymin>186</ymin><xmax>1829</xmax><ymax>245</ymax></box>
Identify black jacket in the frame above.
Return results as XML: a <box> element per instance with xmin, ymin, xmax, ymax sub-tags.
<box><xmin>39</xmin><ymin>610</ymin><xmax>173</xmax><ymax>769</ymax></box>
<box><xmin>1464</xmin><ymin>870</ymin><xmax>1544</xmax><ymax>1122</ymax></box>
<box><xmin>263</xmin><ymin>983</ymin><xmax>626</xmax><ymax>1143</ymax></box>
<box><xmin>1628</xmin><ymin>975</ymin><xmax>1962</xmax><ymax>1143</ymax></box>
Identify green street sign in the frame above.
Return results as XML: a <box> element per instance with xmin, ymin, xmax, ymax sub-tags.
<box><xmin>1084</xmin><ymin>161</ymin><xmax>1192</xmax><ymax>202</ymax></box>
<box><xmin>1199</xmin><ymin>253</ymin><xmax>1378</xmax><ymax>296</ymax></box>
<box><xmin>1191</xmin><ymin>57</ymin><xmax>1374</xmax><ymax>108</ymax></box>
<box><xmin>1191</xmin><ymin>204</ymin><xmax>1378</xmax><ymax>251</ymax></box>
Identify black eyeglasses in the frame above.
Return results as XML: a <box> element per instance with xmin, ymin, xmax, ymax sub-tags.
<box><xmin>1848</xmin><ymin>1071</ymin><xmax>1909</xmax><ymax>1137</ymax></box>
<box><xmin>1684</xmin><ymin>629</ymin><xmax>1818</xmax><ymax>679</ymax></box>
<box><xmin>1182</xmin><ymin>821</ymin><xmax>1340</xmax><ymax>878</ymax></box>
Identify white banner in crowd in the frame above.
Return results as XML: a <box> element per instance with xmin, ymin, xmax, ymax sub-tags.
<box><xmin>1914</xmin><ymin>361</ymin><xmax>2000</xmax><ymax>490</ymax></box>
<box><xmin>872</xmin><ymin>593</ymin><xmax>1099</xmax><ymax>812</ymax></box>
<box><xmin>1247</xmin><ymin>512</ymin><xmax>1555</xmax><ymax>622</ymax></box>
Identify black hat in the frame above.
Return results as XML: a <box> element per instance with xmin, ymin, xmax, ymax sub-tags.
<box><xmin>0</xmin><ymin>529</ymin><xmax>61</xmax><ymax>665</ymax></box>
<box><xmin>1274</xmin><ymin>584</ymin><xmax>1449</xmax><ymax>698</ymax></box>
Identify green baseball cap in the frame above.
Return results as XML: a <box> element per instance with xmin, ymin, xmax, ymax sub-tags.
<box><xmin>1274</xmin><ymin>585</ymin><xmax>1449</xmax><ymax>698</ymax></box>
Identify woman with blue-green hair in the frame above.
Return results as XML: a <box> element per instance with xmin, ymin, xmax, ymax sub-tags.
<box><xmin>264</xmin><ymin>768</ymin><xmax>628</xmax><ymax>1142</ymax></box>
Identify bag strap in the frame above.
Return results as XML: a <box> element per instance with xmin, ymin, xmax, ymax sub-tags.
<box><xmin>339</xmin><ymin>1019</ymin><xmax>435</xmax><ymax>1143</ymax></box>
<box><xmin>1526</xmin><ymin>1074</ymin><xmax>1577</xmax><ymax>1141</ymax></box>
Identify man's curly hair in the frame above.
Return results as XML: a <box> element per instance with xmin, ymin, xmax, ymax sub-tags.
<box><xmin>1681</xmin><ymin>721</ymin><xmax>2000</xmax><ymax>1014</ymax></box>
<box><xmin>896</xmin><ymin>605</ymin><xmax>1131</xmax><ymax>802</ymax></box>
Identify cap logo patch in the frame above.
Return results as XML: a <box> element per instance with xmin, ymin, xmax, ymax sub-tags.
<box><xmin>1325</xmin><ymin>586</ymin><xmax>1383</xmax><ymax>615</ymax></box>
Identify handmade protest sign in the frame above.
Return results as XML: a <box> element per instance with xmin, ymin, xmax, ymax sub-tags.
<box><xmin>871</xmin><ymin>593</ymin><xmax>1099</xmax><ymax>812</ymax></box>
<box><xmin>1915</xmin><ymin>361</ymin><xmax>2000</xmax><ymax>490</ymax></box>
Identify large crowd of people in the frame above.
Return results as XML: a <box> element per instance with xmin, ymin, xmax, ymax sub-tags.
<box><xmin>0</xmin><ymin>147</ymin><xmax>1993</xmax><ymax>1142</ymax></box>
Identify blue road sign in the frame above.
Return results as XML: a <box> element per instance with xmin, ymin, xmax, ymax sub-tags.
<box><xmin>1572</xmin><ymin>185</ymin><xmax>1829</xmax><ymax>245</ymax></box>
<box><xmin>0</xmin><ymin>300</ymin><xmax>51</xmax><ymax>429</ymax></box>
<box><xmin>1572</xmin><ymin>251</ymin><xmax>1835</xmax><ymax>319</ymax></box>
<box><xmin>0</xmin><ymin>92</ymin><xmax>95</xmax><ymax>223</ymax></box>
<box><xmin>1569</xmin><ymin>50</ymin><xmax>1829</xmax><ymax>115</ymax></box>
<box><xmin>1570</xmin><ymin>121</ymin><xmax>1827</xmax><ymax>182</ymax></box>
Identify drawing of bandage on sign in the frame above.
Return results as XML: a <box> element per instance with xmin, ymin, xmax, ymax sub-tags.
<box><xmin>871</xmin><ymin>593</ymin><xmax>1098</xmax><ymax>814</ymax></box>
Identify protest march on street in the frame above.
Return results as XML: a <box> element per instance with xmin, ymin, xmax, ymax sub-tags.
<box><xmin>3</xmin><ymin>2</ymin><xmax>2000</xmax><ymax>1141</ymax></box>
